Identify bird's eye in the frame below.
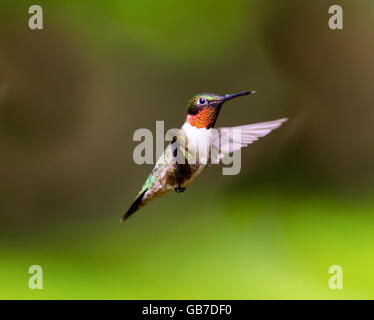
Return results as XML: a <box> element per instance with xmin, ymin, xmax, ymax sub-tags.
<box><xmin>199</xmin><ymin>98</ymin><xmax>206</xmax><ymax>104</ymax></box>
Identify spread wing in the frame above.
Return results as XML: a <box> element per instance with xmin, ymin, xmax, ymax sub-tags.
<box><xmin>211</xmin><ymin>118</ymin><xmax>288</xmax><ymax>162</ymax></box>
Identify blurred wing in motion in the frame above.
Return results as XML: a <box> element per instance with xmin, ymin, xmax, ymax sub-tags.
<box><xmin>212</xmin><ymin>118</ymin><xmax>288</xmax><ymax>161</ymax></box>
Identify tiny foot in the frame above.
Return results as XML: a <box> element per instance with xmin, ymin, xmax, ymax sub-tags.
<box><xmin>175</xmin><ymin>186</ymin><xmax>186</xmax><ymax>193</ymax></box>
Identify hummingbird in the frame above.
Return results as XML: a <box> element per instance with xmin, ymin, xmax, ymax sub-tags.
<box><xmin>122</xmin><ymin>91</ymin><xmax>287</xmax><ymax>221</ymax></box>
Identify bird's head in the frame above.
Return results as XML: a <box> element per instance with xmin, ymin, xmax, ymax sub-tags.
<box><xmin>186</xmin><ymin>91</ymin><xmax>255</xmax><ymax>128</ymax></box>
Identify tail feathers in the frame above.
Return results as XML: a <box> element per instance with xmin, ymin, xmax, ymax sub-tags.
<box><xmin>121</xmin><ymin>189</ymin><xmax>148</xmax><ymax>222</ymax></box>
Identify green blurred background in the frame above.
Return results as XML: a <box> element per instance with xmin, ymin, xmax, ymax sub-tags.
<box><xmin>0</xmin><ymin>0</ymin><xmax>373</xmax><ymax>299</ymax></box>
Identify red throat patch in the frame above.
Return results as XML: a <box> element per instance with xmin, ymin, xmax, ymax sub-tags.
<box><xmin>186</xmin><ymin>106</ymin><xmax>220</xmax><ymax>128</ymax></box>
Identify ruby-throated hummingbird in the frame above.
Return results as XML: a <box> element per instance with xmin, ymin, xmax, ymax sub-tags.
<box><xmin>122</xmin><ymin>91</ymin><xmax>287</xmax><ymax>221</ymax></box>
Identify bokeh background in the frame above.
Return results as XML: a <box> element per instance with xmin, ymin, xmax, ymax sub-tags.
<box><xmin>0</xmin><ymin>0</ymin><xmax>373</xmax><ymax>299</ymax></box>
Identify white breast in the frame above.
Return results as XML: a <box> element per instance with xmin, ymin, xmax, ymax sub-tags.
<box><xmin>181</xmin><ymin>122</ymin><xmax>212</xmax><ymax>163</ymax></box>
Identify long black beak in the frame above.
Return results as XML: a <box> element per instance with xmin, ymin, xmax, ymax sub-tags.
<box><xmin>222</xmin><ymin>90</ymin><xmax>256</xmax><ymax>102</ymax></box>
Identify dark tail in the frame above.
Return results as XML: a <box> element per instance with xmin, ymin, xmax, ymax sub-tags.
<box><xmin>121</xmin><ymin>189</ymin><xmax>148</xmax><ymax>222</ymax></box>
